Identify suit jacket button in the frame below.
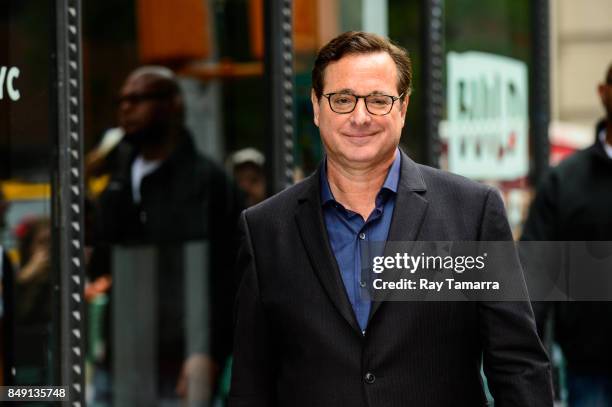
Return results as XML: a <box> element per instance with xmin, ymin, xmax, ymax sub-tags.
<box><xmin>364</xmin><ymin>372</ymin><xmax>375</xmax><ymax>384</ymax></box>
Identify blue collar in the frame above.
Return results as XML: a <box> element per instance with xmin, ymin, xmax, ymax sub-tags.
<box><xmin>320</xmin><ymin>148</ymin><xmax>401</xmax><ymax>205</ymax></box>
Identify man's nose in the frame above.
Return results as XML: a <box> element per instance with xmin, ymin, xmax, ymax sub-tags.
<box><xmin>118</xmin><ymin>98</ymin><xmax>132</xmax><ymax>110</ymax></box>
<box><xmin>118</xmin><ymin>99</ymin><xmax>133</xmax><ymax>116</ymax></box>
<box><xmin>117</xmin><ymin>103</ymin><xmax>132</xmax><ymax>125</ymax></box>
<box><xmin>349</xmin><ymin>98</ymin><xmax>371</xmax><ymax>125</ymax></box>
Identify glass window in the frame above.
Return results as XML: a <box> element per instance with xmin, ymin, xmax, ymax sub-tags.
<box><xmin>82</xmin><ymin>1</ymin><xmax>248</xmax><ymax>404</ymax></box>
<box><xmin>1</xmin><ymin>0</ymin><xmax>57</xmax><ymax>390</ymax></box>
<box><xmin>442</xmin><ymin>0</ymin><xmax>532</xmax><ymax>237</ymax></box>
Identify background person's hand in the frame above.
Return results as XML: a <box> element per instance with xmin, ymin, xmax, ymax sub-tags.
<box><xmin>17</xmin><ymin>248</ymin><xmax>49</xmax><ymax>284</ymax></box>
<box><xmin>175</xmin><ymin>353</ymin><xmax>219</xmax><ymax>402</ymax></box>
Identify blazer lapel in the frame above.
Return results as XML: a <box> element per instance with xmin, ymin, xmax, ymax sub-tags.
<box><xmin>295</xmin><ymin>171</ymin><xmax>362</xmax><ymax>334</ymax></box>
<box><xmin>387</xmin><ymin>151</ymin><xmax>429</xmax><ymax>242</ymax></box>
<box><xmin>369</xmin><ymin>151</ymin><xmax>430</xmax><ymax>319</ymax></box>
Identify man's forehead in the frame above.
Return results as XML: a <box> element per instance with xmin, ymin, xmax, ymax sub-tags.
<box><xmin>122</xmin><ymin>73</ymin><xmax>169</xmax><ymax>92</ymax></box>
<box><xmin>328</xmin><ymin>51</ymin><xmax>394</xmax><ymax>69</ymax></box>
<box><xmin>121</xmin><ymin>74</ymin><xmax>155</xmax><ymax>93</ymax></box>
<box><xmin>323</xmin><ymin>52</ymin><xmax>397</xmax><ymax>90</ymax></box>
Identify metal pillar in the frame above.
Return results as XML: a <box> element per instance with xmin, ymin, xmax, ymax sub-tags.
<box><xmin>421</xmin><ymin>0</ymin><xmax>444</xmax><ymax>168</ymax></box>
<box><xmin>529</xmin><ymin>0</ymin><xmax>550</xmax><ymax>185</ymax></box>
<box><xmin>55</xmin><ymin>0</ymin><xmax>85</xmax><ymax>405</ymax></box>
<box><xmin>264</xmin><ymin>0</ymin><xmax>295</xmax><ymax>193</ymax></box>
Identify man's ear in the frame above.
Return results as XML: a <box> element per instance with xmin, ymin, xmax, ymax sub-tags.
<box><xmin>400</xmin><ymin>94</ymin><xmax>410</xmax><ymax>123</ymax></box>
<box><xmin>599</xmin><ymin>84</ymin><xmax>608</xmax><ymax>105</ymax></box>
<box><xmin>311</xmin><ymin>89</ymin><xmax>320</xmax><ymax>127</ymax></box>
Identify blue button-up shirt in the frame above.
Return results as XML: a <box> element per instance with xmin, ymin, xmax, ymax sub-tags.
<box><xmin>320</xmin><ymin>150</ymin><xmax>401</xmax><ymax>331</ymax></box>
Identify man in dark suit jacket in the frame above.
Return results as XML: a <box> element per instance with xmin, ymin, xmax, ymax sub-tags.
<box><xmin>230</xmin><ymin>31</ymin><xmax>553</xmax><ymax>407</ymax></box>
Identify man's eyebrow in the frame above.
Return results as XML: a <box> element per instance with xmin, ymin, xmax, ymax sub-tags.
<box><xmin>328</xmin><ymin>88</ymin><xmax>355</xmax><ymax>94</ymax></box>
<box><xmin>328</xmin><ymin>89</ymin><xmax>392</xmax><ymax>95</ymax></box>
<box><xmin>368</xmin><ymin>90</ymin><xmax>389</xmax><ymax>95</ymax></box>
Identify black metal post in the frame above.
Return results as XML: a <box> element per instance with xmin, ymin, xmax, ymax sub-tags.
<box><xmin>55</xmin><ymin>0</ymin><xmax>85</xmax><ymax>405</ymax></box>
<box><xmin>264</xmin><ymin>0</ymin><xmax>295</xmax><ymax>194</ymax></box>
<box><xmin>529</xmin><ymin>0</ymin><xmax>550</xmax><ymax>185</ymax></box>
<box><xmin>421</xmin><ymin>0</ymin><xmax>445</xmax><ymax>168</ymax></box>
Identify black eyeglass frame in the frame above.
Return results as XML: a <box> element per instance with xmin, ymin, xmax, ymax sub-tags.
<box><xmin>322</xmin><ymin>92</ymin><xmax>405</xmax><ymax>116</ymax></box>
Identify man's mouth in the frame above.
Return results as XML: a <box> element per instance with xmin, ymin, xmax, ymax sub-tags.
<box><xmin>342</xmin><ymin>131</ymin><xmax>379</xmax><ymax>143</ymax></box>
<box><xmin>120</xmin><ymin>121</ymin><xmax>139</xmax><ymax>133</ymax></box>
<box><xmin>343</xmin><ymin>131</ymin><xmax>378</xmax><ymax>138</ymax></box>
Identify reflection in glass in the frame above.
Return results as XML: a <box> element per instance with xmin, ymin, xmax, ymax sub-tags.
<box><xmin>88</xmin><ymin>66</ymin><xmax>244</xmax><ymax>406</ymax></box>
<box><xmin>1</xmin><ymin>0</ymin><xmax>56</xmax><ymax>391</ymax></box>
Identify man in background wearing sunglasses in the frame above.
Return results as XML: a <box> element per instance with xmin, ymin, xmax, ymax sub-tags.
<box><xmin>92</xmin><ymin>66</ymin><xmax>243</xmax><ymax>404</ymax></box>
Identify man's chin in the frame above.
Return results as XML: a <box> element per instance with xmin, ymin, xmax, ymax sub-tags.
<box><xmin>121</xmin><ymin>125</ymin><xmax>140</xmax><ymax>137</ymax></box>
<box><xmin>338</xmin><ymin>149</ymin><xmax>387</xmax><ymax>168</ymax></box>
<box><xmin>123</xmin><ymin>130</ymin><xmax>148</xmax><ymax>147</ymax></box>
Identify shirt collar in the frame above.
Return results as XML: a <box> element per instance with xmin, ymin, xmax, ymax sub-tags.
<box><xmin>320</xmin><ymin>148</ymin><xmax>401</xmax><ymax>205</ymax></box>
<box><xmin>598</xmin><ymin>127</ymin><xmax>612</xmax><ymax>160</ymax></box>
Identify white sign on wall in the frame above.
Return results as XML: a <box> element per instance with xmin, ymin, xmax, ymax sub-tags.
<box><xmin>446</xmin><ymin>52</ymin><xmax>528</xmax><ymax>180</ymax></box>
<box><xmin>0</xmin><ymin>66</ymin><xmax>20</xmax><ymax>101</ymax></box>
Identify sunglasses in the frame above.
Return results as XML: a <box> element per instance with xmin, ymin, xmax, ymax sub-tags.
<box><xmin>116</xmin><ymin>91</ymin><xmax>172</xmax><ymax>105</ymax></box>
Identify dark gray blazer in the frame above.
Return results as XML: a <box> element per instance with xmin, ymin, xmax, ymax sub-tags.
<box><xmin>229</xmin><ymin>150</ymin><xmax>553</xmax><ymax>407</ymax></box>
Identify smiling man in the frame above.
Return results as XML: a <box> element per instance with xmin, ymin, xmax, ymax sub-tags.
<box><xmin>230</xmin><ymin>31</ymin><xmax>553</xmax><ymax>407</ymax></box>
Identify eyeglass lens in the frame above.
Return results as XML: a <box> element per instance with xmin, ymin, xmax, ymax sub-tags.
<box><xmin>328</xmin><ymin>93</ymin><xmax>395</xmax><ymax>115</ymax></box>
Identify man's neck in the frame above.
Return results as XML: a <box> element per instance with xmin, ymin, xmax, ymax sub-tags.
<box><xmin>326</xmin><ymin>152</ymin><xmax>395</xmax><ymax>220</ymax></box>
<box><xmin>140</xmin><ymin>129</ymin><xmax>180</xmax><ymax>161</ymax></box>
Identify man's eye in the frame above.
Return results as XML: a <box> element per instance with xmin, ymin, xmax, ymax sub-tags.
<box><xmin>369</xmin><ymin>97</ymin><xmax>390</xmax><ymax>105</ymax></box>
<box><xmin>335</xmin><ymin>97</ymin><xmax>352</xmax><ymax>105</ymax></box>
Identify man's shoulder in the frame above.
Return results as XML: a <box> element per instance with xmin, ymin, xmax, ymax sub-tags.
<box><xmin>539</xmin><ymin>145</ymin><xmax>597</xmax><ymax>188</ymax></box>
<box><xmin>244</xmin><ymin>175</ymin><xmax>313</xmax><ymax>221</ymax></box>
<box><xmin>191</xmin><ymin>152</ymin><xmax>225</xmax><ymax>178</ymax></box>
<box><xmin>177</xmin><ymin>145</ymin><xmax>236</xmax><ymax>189</ymax></box>
<box><xmin>555</xmin><ymin>145</ymin><xmax>596</xmax><ymax>171</ymax></box>
<box><xmin>414</xmin><ymin>162</ymin><xmax>493</xmax><ymax>197</ymax></box>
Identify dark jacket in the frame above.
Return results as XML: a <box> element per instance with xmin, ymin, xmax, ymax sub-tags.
<box><xmin>230</xmin><ymin>150</ymin><xmax>552</xmax><ymax>407</ymax></box>
<box><xmin>522</xmin><ymin>119</ymin><xmax>612</xmax><ymax>373</ymax></box>
<box><xmin>95</xmin><ymin>130</ymin><xmax>244</xmax><ymax>366</ymax></box>
<box><xmin>96</xmin><ymin>132</ymin><xmax>242</xmax><ymax>245</ymax></box>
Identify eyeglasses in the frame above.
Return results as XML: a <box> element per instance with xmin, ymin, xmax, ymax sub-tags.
<box><xmin>116</xmin><ymin>91</ymin><xmax>172</xmax><ymax>105</ymax></box>
<box><xmin>322</xmin><ymin>92</ymin><xmax>404</xmax><ymax>115</ymax></box>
